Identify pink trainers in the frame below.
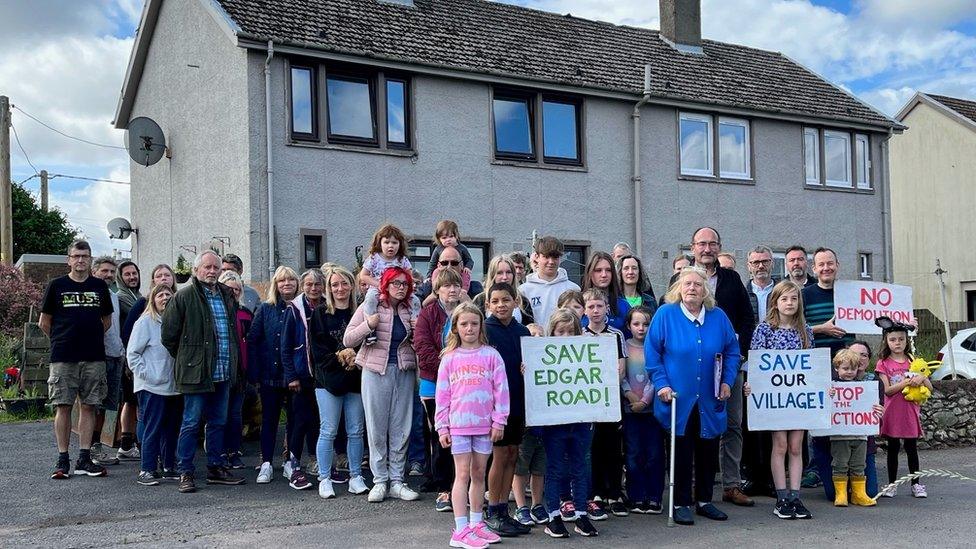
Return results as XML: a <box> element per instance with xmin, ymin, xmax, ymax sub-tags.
<box><xmin>470</xmin><ymin>522</ymin><xmax>501</xmax><ymax>544</ymax></box>
<box><xmin>450</xmin><ymin>525</ymin><xmax>488</xmax><ymax>549</ymax></box>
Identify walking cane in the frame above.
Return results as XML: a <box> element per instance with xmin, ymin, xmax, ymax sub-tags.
<box><xmin>668</xmin><ymin>392</ymin><xmax>678</xmax><ymax>527</ymax></box>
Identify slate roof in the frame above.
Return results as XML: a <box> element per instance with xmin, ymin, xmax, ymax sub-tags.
<box><xmin>927</xmin><ymin>94</ymin><xmax>976</xmax><ymax>125</ymax></box>
<box><xmin>214</xmin><ymin>0</ymin><xmax>896</xmax><ymax>128</ymax></box>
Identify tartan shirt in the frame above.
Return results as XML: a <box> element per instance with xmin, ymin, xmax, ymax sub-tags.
<box><xmin>204</xmin><ymin>285</ymin><xmax>231</xmax><ymax>382</ymax></box>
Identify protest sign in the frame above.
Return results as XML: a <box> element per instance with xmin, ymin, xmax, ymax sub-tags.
<box><xmin>834</xmin><ymin>280</ymin><xmax>914</xmax><ymax>335</ymax></box>
<box><xmin>809</xmin><ymin>381</ymin><xmax>881</xmax><ymax>437</ymax></box>
<box><xmin>522</xmin><ymin>335</ymin><xmax>621</xmax><ymax>426</ymax></box>
<box><xmin>747</xmin><ymin>348</ymin><xmax>831</xmax><ymax>431</ymax></box>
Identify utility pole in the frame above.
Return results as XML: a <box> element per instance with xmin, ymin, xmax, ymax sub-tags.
<box><xmin>1</xmin><ymin>95</ymin><xmax>13</xmax><ymax>265</ymax></box>
<box><xmin>935</xmin><ymin>258</ymin><xmax>958</xmax><ymax>380</ymax></box>
<box><xmin>40</xmin><ymin>169</ymin><xmax>48</xmax><ymax>211</ymax></box>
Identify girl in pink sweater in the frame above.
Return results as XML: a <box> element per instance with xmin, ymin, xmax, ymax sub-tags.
<box><xmin>435</xmin><ymin>303</ymin><xmax>510</xmax><ymax>549</ymax></box>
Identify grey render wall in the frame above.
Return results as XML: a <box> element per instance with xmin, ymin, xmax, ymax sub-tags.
<box><xmin>242</xmin><ymin>51</ymin><xmax>887</xmax><ymax>294</ymax></box>
<box><xmin>127</xmin><ymin>0</ymin><xmax>251</xmax><ymax>278</ymax></box>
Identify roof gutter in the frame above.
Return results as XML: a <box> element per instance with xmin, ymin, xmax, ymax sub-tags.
<box><xmin>265</xmin><ymin>40</ymin><xmax>276</xmax><ymax>279</ymax></box>
<box><xmin>632</xmin><ymin>64</ymin><xmax>652</xmax><ymax>259</ymax></box>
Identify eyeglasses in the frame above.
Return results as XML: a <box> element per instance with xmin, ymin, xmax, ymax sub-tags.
<box><xmin>748</xmin><ymin>259</ymin><xmax>772</xmax><ymax>266</ymax></box>
<box><xmin>389</xmin><ymin>280</ymin><xmax>408</xmax><ymax>288</ymax></box>
<box><xmin>438</xmin><ymin>260</ymin><xmax>461</xmax><ymax>267</ymax></box>
<box><xmin>693</xmin><ymin>241</ymin><xmax>721</xmax><ymax>249</ymax></box>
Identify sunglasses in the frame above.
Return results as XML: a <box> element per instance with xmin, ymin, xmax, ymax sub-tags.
<box><xmin>439</xmin><ymin>260</ymin><xmax>461</xmax><ymax>267</ymax></box>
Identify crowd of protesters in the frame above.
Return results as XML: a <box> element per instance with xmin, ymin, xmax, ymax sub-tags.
<box><xmin>40</xmin><ymin>221</ymin><xmax>929</xmax><ymax>546</ymax></box>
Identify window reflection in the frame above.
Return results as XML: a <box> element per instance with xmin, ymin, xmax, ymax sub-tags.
<box><xmin>543</xmin><ymin>101</ymin><xmax>578</xmax><ymax>161</ymax></box>
<box><xmin>387</xmin><ymin>80</ymin><xmax>407</xmax><ymax>145</ymax></box>
<box><xmin>327</xmin><ymin>76</ymin><xmax>375</xmax><ymax>140</ymax></box>
<box><xmin>493</xmin><ymin>97</ymin><xmax>533</xmax><ymax>156</ymax></box>
<box><xmin>291</xmin><ymin>67</ymin><xmax>314</xmax><ymax>136</ymax></box>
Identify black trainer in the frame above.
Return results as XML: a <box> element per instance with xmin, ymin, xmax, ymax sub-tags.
<box><xmin>161</xmin><ymin>469</ymin><xmax>180</xmax><ymax>481</ymax></box>
<box><xmin>73</xmin><ymin>458</ymin><xmax>107</xmax><ymax>477</ymax></box>
<box><xmin>774</xmin><ymin>499</ymin><xmax>795</xmax><ymax>519</ymax></box>
<box><xmin>646</xmin><ymin>501</ymin><xmax>663</xmax><ymax>515</ymax></box>
<box><xmin>207</xmin><ymin>465</ymin><xmax>246</xmax><ymax>485</ymax></box>
<box><xmin>501</xmin><ymin>513</ymin><xmax>531</xmax><ymax>535</ymax></box>
<box><xmin>574</xmin><ymin>515</ymin><xmax>599</xmax><ymax>537</ymax></box>
<box><xmin>791</xmin><ymin>498</ymin><xmax>812</xmax><ymax>519</ymax></box>
<box><xmin>609</xmin><ymin>499</ymin><xmax>629</xmax><ymax>517</ymax></box>
<box><xmin>364</xmin><ymin>331</ymin><xmax>378</xmax><ymax>345</ymax></box>
<box><xmin>52</xmin><ymin>457</ymin><xmax>71</xmax><ymax>480</ymax></box>
<box><xmin>544</xmin><ymin>516</ymin><xmax>570</xmax><ymax>538</ymax></box>
<box><xmin>485</xmin><ymin>514</ymin><xmax>522</xmax><ymax>537</ymax></box>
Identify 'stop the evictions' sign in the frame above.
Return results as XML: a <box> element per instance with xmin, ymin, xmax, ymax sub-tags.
<box><xmin>834</xmin><ymin>281</ymin><xmax>914</xmax><ymax>335</ymax></box>
<box><xmin>521</xmin><ymin>335</ymin><xmax>621</xmax><ymax>427</ymax></box>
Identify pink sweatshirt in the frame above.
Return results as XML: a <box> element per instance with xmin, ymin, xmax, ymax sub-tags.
<box><xmin>434</xmin><ymin>345</ymin><xmax>510</xmax><ymax>436</ymax></box>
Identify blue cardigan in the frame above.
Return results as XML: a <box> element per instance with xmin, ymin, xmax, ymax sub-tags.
<box><xmin>644</xmin><ymin>303</ymin><xmax>741</xmax><ymax>438</ymax></box>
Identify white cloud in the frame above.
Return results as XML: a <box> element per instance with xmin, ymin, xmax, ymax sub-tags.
<box><xmin>46</xmin><ymin>170</ymin><xmax>132</xmax><ymax>257</ymax></box>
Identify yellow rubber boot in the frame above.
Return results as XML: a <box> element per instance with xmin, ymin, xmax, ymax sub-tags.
<box><xmin>833</xmin><ymin>477</ymin><xmax>849</xmax><ymax>507</ymax></box>
<box><xmin>850</xmin><ymin>476</ymin><xmax>877</xmax><ymax>506</ymax></box>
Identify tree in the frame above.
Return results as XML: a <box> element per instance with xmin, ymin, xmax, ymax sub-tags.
<box><xmin>11</xmin><ymin>181</ymin><xmax>77</xmax><ymax>262</ymax></box>
<box><xmin>0</xmin><ymin>263</ymin><xmax>43</xmax><ymax>339</ymax></box>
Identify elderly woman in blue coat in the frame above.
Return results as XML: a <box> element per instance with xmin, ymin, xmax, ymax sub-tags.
<box><xmin>645</xmin><ymin>267</ymin><xmax>741</xmax><ymax>526</ymax></box>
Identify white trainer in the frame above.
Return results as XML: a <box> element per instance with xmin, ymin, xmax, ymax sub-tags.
<box><xmin>349</xmin><ymin>475</ymin><xmax>369</xmax><ymax>495</ymax></box>
<box><xmin>368</xmin><ymin>482</ymin><xmax>388</xmax><ymax>503</ymax></box>
<box><xmin>283</xmin><ymin>460</ymin><xmax>294</xmax><ymax>480</ymax></box>
<box><xmin>256</xmin><ymin>462</ymin><xmax>273</xmax><ymax>484</ymax></box>
<box><xmin>319</xmin><ymin>479</ymin><xmax>335</xmax><ymax>499</ymax></box>
<box><xmin>390</xmin><ymin>481</ymin><xmax>420</xmax><ymax>501</ymax></box>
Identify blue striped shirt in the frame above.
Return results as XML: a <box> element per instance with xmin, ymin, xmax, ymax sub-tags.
<box><xmin>204</xmin><ymin>286</ymin><xmax>231</xmax><ymax>382</ymax></box>
<box><xmin>802</xmin><ymin>284</ymin><xmax>853</xmax><ymax>356</ymax></box>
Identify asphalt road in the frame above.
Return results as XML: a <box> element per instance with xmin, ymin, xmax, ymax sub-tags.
<box><xmin>2</xmin><ymin>420</ymin><xmax>973</xmax><ymax>548</ymax></box>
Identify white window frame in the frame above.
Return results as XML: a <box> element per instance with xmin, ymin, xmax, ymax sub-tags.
<box><xmin>679</xmin><ymin>112</ymin><xmax>714</xmax><ymax>177</ymax></box>
<box><xmin>803</xmin><ymin>127</ymin><xmax>820</xmax><ymax>185</ymax></box>
<box><xmin>859</xmin><ymin>252</ymin><xmax>872</xmax><ymax>279</ymax></box>
<box><xmin>718</xmin><ymin>117</ymin><xmax>751</xmax><ymax>180</ymax></box>
<box><xmin>823</xmin><ymin>130</ymin><xmax>853</xmax><ymax>188</ymax></box>
<box><xmin>855</xmin><ymin>133</ymin><xmax>871</xmax><ymax>189</ymax></box>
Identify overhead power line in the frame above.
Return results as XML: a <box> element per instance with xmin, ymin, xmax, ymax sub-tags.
<box><xmin>12</xmin><ymin>104</ymin><xmax>126</xmax><ymax>150</ymax></box>
<box><xmin>10</xmin><ymin>122</ymin><xmax>39</xmax><ymax>175</ymax></box>
<box><xmin>49</xmin><ymin>173</ymin><xmax>130</xmax><ymax>185</ymax></box>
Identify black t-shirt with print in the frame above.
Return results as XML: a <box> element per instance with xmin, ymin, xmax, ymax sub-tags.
<box><xmin>41</xmin><ymin>275</ymin><xmax>113</xmax><ymax>362</ymax></box>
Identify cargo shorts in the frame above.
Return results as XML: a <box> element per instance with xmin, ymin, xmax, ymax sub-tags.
<box><xmin>48</xmin><ymin>361</ymin><xmax>107</xmax><ymax>407</ymax></box>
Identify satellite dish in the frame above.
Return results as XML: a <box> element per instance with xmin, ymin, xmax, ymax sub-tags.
<box><xmin>107</xmin><ymin>217</ymin><xmax>137</xmax><ymax>240</ymax></box>
<box><xmin>126</xmin><ymin>117</ymin><xmax>166</xmax><ymax>166</ymax></box>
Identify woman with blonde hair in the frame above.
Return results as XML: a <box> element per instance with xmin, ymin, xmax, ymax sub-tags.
<box><xmin>308</xmin><ymin>265</ymin><xmax>370</xmax><ymax>498</ymax></box>
<box><xmin>473</xmin><ymin>255</ymin><xmax>534</xmax><ymax>325</ymax></box>
<box><xmin>127</xmin><ymin>284</ymin><xmax>179</xmax><ymax>486</ymax></box>
<box><xmin>645</xmin><ymin>267</ymin><xmax>740</xmax><ymax>525</ymax></box>
<box><xmin>247</xmin><ymin>266</ymin><xmax>300</xmax><ymax>483</ymax></box>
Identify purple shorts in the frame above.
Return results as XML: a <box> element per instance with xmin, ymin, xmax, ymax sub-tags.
<box><xmin>451</xmin><ymin>434</ymin><xmax>492</xmax><ymax>456</ymax></box>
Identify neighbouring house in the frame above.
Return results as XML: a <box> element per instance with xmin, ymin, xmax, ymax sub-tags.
<box><xmin>891</xmin><ymin>92</ymin><xmax>976</xmax><ymax>322</ymax></box>
<box><xmin>113</xmin><ymin>0</ymin><xmax>901</xmax><ymax>292</ymax></box>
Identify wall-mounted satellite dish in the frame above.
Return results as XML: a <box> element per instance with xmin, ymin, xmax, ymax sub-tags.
<box><xmin>108</xmin><ymin>217</ymin><xmax>138</xmax><ymax>240</ymax></box>
<box><xmin>126</xmin><ymin>117</ymin><xmax>166</xmax><ymax>166</ymax></box>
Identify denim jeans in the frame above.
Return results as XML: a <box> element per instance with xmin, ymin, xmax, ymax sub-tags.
<box><xmin>137</xmin><ymin>390</ymin><xmax>181</xmax><ymax>473</ymax></box>
<box><xmin>542</xmin><ymin>423</ymin><xmax>594</xmax><ymax>515</ymax></box>
<box><xmin>259</xmin><ymin>385</ymin><xmax>292</xmax><ymax>463</ymax></box>
<box><xmin>623</xmin><ymin>413</ymin><xmax>665</xmax><ymax>504</ymax></box>
<box><xmin>865</xmin><ymin>452</ymin><xmax>878</xmax><ymax>497</ymax></box>
<box><xmin>407</xmin><ymin>389</ymin><xmax>427</xmax><ymax>469</ymax></box>
<box><xmin>223</xmin><ymin>383</ymin><xmax>244</xmax><ymax>455</ymax></box>
<box><xmin>315</xmin><ymin>388</ymin><xmax>365</xmax><ymax>480</ymax></box>
<box><xmin>176</xmin><ymin>382</ymin><xmax>231</xmax><ymax>474</ymax></box>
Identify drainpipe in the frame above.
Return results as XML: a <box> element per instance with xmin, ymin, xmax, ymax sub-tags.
<box><xmin>880</xmin><ymin>128</ymin><xmax>893</xmax><ymax>282</ymax></box>
<box><xmin>632</xmin><ymin>64</ymin><xmax>652</xmax><ymax>258</ymax></box>
<box><xmin>265</xmin><ymin>40</ymin><xmax>276</xmax><ymax>279</ymax></box>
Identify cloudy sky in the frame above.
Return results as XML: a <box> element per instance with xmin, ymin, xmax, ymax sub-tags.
<box><xmin>3</xmin><ymin>0</ymin><xmax>975</xmax><ymax>257</ymax></box>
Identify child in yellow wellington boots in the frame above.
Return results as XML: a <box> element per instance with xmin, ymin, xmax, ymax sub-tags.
<box><xmin>829</xmin><ymin>350</ymin><xmax>880</xmax><ymax>507</ymax></box>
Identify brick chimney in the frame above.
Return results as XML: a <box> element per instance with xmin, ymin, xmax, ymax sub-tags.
<box><xmin>660</xmin><ymin>0</ymin><xmax>702</xmax><ymax>53</ymax></box>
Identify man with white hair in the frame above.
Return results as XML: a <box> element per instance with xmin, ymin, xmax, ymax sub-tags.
<box><xmin>162</xmin><ymin>251</ymin><xmax>245</xmax><ymax>493</ymax></box>
<box><xmin>612</xmin><ymin>242</ymin><xmax>632</xmax><ymax>263</ymax></box>
<box><xmin>746</xmin><ymin>246</ymin><xmax>776</xmax><ymax>322</ymax></box>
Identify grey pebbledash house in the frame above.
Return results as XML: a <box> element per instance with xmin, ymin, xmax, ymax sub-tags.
<box><xmin>113</xmin><ymin>0</ymin><xmax>902</xmax><ymax>291</ymax></box>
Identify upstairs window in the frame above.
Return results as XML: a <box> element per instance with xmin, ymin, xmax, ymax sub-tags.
<box><xmin>492</xmin><ymin>88</ymin><xmax>583</xmax><ymax>166</ymax></box>
<box><xmin>679</xmin><ymin>112</ymin><xmax>751</xmax><ymax>180</ymax></box>
<box><xmin>290</xmin><ymin>66</ymin><xmax>317</xmax><ymax>140</ymax></box>
<box><xmin>288</xmin><ymin>60</ymin><xmax>412</xmax><ymax>150</ymax></box>
<box><xmin>804</xmin><ymin>128</ymin><xmax>871</xmax><ymax>190</ymax></box>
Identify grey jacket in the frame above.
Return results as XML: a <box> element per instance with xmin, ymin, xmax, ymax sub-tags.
<box><xmin>127</xmin><ymin>314</ymin><xmax>178</xmax><ymax>396</ymax></box>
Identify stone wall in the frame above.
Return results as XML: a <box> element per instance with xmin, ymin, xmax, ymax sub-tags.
<box><xmin>918</xmin><ymin>379</ymin><xmax>976</xmax><ymax>449</ymax></box>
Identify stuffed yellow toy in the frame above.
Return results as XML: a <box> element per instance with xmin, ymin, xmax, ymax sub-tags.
<box><xmin>902</xmin><ymin>358</ymin><xmax>937</xmax><ymax>404</ymax></box>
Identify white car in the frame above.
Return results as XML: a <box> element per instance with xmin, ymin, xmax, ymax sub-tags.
<box><xmin>932</xmin><ymin>328</ymin><xmax>976</xmax><ymax>380</ymax></box>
